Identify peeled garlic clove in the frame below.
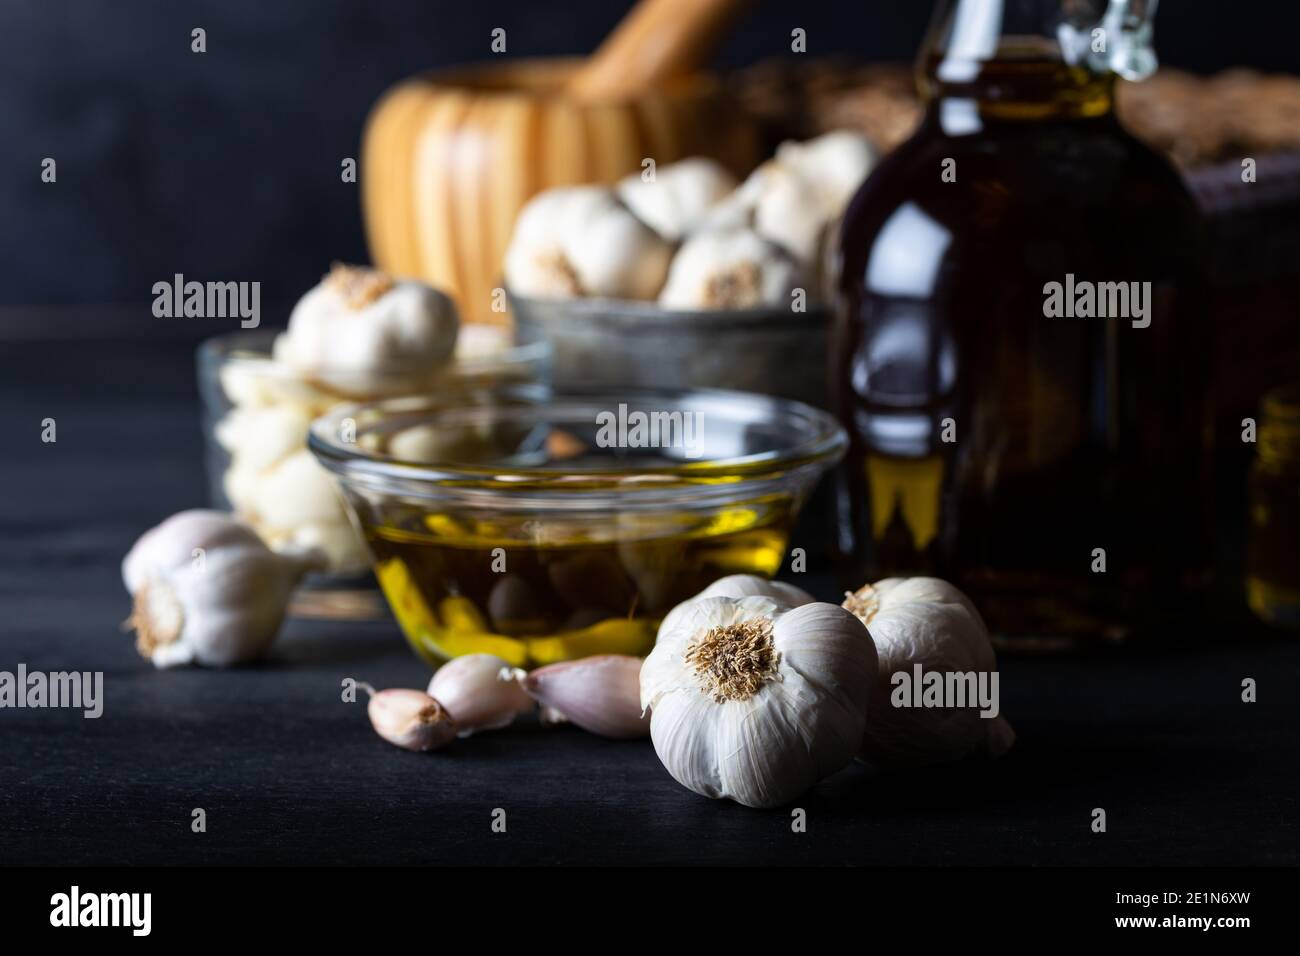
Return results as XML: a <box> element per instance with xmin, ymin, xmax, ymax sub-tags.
<box><xmin>522</xmin><ymin>655</ymin><xmax>648</xmax><ymax>740</ymax></box>
<box><xmin>214</xmin><ymin>403</ymin><xmax>313</xmax><ymax>471</ymax></box>
<box><xmin>367</xmin><ymin>688</ymin><xmax>457</xmax><ymax>752</ymax></box>
<box><xmin>121</xmin><ymin>510</ymin><xmax>325</xmax><ymax>668</ymax></box>
<box><xmin>658</xmin><ymin>228</ymin><xmax>807</xmax><ymax>311</ymax></box>
<box><xmin>251</xmin><ymin>449</ymin><xmax>346</xmax><ymax>528</ymax></box>
<box><xmin>426</xmin><ymin>653</ymin><xmax>536</xmax><ymax>736</ymax></box>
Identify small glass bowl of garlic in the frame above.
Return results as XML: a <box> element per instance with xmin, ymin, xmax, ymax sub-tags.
<box><xmin>197</xmin><ymin>264</ymin><xmax>550</xmax><ymax>587</ymax></box>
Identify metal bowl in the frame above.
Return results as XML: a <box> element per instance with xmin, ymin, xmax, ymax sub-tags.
<box><xmin>510</xmin><ymin>293</ymin><xmax>831</xmax><ymax>408</ymax></box>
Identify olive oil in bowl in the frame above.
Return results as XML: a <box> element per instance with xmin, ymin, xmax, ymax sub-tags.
<box><xmin>309</xmin><ymin>388</ymin><xmax>845</xmax><ymax>667</ymax></box>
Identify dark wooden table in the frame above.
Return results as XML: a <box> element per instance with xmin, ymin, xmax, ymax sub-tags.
<box><xmin>2</xmin><ymin>315</ymin><xmax>1298</xmax><ymax>866</ymax></box>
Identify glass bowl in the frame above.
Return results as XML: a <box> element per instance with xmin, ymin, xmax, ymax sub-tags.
<box><xmin>196</xmin><ymin>328</ymin><xmax>550</xmax><ymax>581</ymax></box>
<box><xmin>308</xmin><ymin>387</ymin><xmax>847</xmax><ymax>667</ymax></box>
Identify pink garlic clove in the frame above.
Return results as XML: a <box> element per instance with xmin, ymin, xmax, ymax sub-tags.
<box><xmin>523</xmin><ymin>655</ymin><xmax>649</xmax><ymax>740</ymax></box>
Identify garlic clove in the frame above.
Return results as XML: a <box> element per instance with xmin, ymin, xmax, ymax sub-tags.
<box><xmin>426</xmin><ymin>653</ymin><xmax>535</xmax><ymax>736</ymax></box>
<box><xmin>121</xmin><ymin>510</ymin><xmax>324</xmax><ymax>668</ymax></box>
<box><xmin>250</xmin><ymin>449</ymin><xmax>347</xmax><ymax>528</ymax></box>
<box><xmin>367</xmin><ymin>688</ymin><xmax>457</xmax><ymax>752</ymax></box>
<box><xmin>214</xmin><ymin>403</ymin><xmax>313</xmax><ymax>472</ymax></box>
<box><xmin>521</xmin><ymin>655</ymin><xmax>648</xmax><ymax>739</ymax></box>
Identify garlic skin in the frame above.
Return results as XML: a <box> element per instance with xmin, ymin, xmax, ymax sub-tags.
<box><xmin>426</xmin><ymin>653</ymin><xmax>536</xmax><ymax>736</ymax></box>
<box><xmin>367</xmin><ymin>688</ymin><xmax>457</xmax><ymax>752</ymax></box>
<box><xmin>693</xmin><ymin>574</ymin><xmax>815</xmax><ymax>607</ymax></box>
<box><xmin>275</xmin><ymin>263</ymin><xmax>460</xmax><ymax>396</ymax></box>
<box><xmin>658</xmin><ymin>228</ymin><xmax>807</xmax><ymax>311</ymax></box>
<box><xmin>122</xmin><ymin>510</ymin><xmax>324</xmax><ymax>668</ymax></box>
<box><xmin>617</xmin><ymin>158</ymin><xmax>738</xmax><ymax>241</ymax></box>
<box><xmin>845</xmin><ymin>577</ymin><xmax>1015</xmax><ymax>768</ymax></box>
<box><xmin>522</xmin><ymin>655</ymin><xmax>648</xmax><ymax>739</ymax></box>
<box><xmin>504</xmin><ymin>186</ymin><xmax>673</xmax><ymax>300</ymax></box>
<box><xmin>641</xmin><ymin>595</ymin><xmax>876</xmax><ymax>809</ymax></box>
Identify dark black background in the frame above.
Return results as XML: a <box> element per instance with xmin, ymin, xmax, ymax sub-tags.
<box><xmin>3</xmin><ymin>0</ymin><xmax>1300</xmax><ymax>311</ymax></box>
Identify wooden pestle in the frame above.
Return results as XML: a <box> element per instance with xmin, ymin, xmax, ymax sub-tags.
<box><xmin>566</xmin><ymin>0</ymin><xmax>754</xmax><ymax>101</ymax></box>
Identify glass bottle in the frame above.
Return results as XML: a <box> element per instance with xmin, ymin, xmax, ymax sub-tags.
<box><xmin>1247</xmin><ymin>385</ymin><xmax>1300</xmax><ymax>630</ymax></box>
<box><xmin>832</xmin><ymin>0</ymin><xmax>1210</xmax><ymax>649</ymax></box>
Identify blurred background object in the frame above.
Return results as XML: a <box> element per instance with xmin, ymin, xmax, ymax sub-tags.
<box><xmin>2</xmin><ymin>0</ymin><xmax>1300</xmax><ymax>312</ymax></box>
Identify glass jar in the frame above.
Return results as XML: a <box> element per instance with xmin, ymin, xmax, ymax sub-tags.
<box><xmin>196</xmin><ymin>328</ymin><xmax>550</xmax><ymax>582</ymax></box>
<box><xmin>1247</xmin><ymin>385</ymin><xmax>1300</xmax><ymax>629</ymax></box>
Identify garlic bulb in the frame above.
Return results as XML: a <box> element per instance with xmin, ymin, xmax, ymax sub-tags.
<box><xmin>121</xmin><ymin>510</ymin><xmax>324</xmax><ymax>668</ymax></box>
<box><xmin>844</xmin><ymin>577</ymin><xmax>1016</xmax><ymax>768</ymax></box>
<box><xmin>366</xmin><ymin>687</ymin><xmax>457</xmax><ymax>752</ymax></box>
<box><xmin>274</xmin><ymin>263</ymin><xmax>459</xmax><ymax>396</ymax></box>
<box><xmin>504</xmin><ymin>186</ymin><xmax>673</xmax><ymax>300</ymax></box>
<box><xmin>426</xmin><ymin>653</ymin><xmax>535</xmax><ymax>736</ymax></box>
<box><xmin>641</xmin><ymin>595</ymin><xmax>876</xmax><ymax>808</ymax></box>
<box><xmin>698</xmin><ymin>131</ymin><xmax>875</xmax><ymax>272</ymax></box>
<box><xmin>658</xmin><ymin>228</ymin><xmax>807</xmax><ymax>311</ymax></box>
<box><xmin>617</xmin><ymin>158</ymin><xmax>738</xmax><ymax>241</ymax></box>
<box><xmin>521</xmin><ymin>655</ymin><xmax>648</xmax><ymax>739</ymax></box>
<box><xmin>773</xmin><ymin>130</ymin><xmax>876</xmax><ymax>221</ymax></box>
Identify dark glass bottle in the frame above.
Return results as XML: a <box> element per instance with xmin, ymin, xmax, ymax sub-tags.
<box><xmin>832</xmin><ymin>0</ymin><xmax>1210</xmax><ymax>649</ymax></box>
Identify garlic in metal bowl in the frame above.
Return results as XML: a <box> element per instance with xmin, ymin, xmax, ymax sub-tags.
<box><xmin>616</xmin><ymin>157</ymin><xmax>738</xmax><ymax>241</ymax></box>
<box><xmin>657</xmin><ymin>227</ymin><xmax>808</xmax><ymax>311</ymax></box>
<box><xmin>503</xmin><ymin>186</ymin><xmax>673</xmax><ymax>300</ymax></box>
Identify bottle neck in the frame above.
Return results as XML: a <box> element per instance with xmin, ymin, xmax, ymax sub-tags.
<box><xmin>918</xmin><ymin>0</ymin><xmax>1155</xmax><ymax>122</ymax></box>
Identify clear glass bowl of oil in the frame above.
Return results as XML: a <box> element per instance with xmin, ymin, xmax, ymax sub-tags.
<box><xmin>307</xmin><ymin>387</ymin><xmax>846</xmax><ymax>667</ymax></box>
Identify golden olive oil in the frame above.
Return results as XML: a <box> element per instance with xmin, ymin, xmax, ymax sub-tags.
<box><xmin>366</xmin><ymin>504</ymin><xmax>792</xmax><ymax>668</ymax></box>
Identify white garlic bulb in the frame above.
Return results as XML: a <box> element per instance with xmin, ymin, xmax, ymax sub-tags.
<box><xmin>121</xmin><ymin>510</ymin><xmax>324</xmax><ymax>668</ymax></box>
<box><xmin>773</xmin><ymin>130</ymin><xmax>876</xmax><ymax>221</ymax></box>
<box><xmin>641</xmin><ymin>595</ymin><xmax>876</xmax><ymax>808</ymax></box>
<box><xmin>275</xmin><ymin>263</ymin><xmax>460</xmax><ymax>396</ymax></box>
<box><xmin>504</xmin><ymin>186</ymin><xmax>673</xmax><ymax>300</ymax></box>
<box><xmin>844</xmin><ymin>577</ymin><xmax>1016</xmax><ymax>768</ymax></box>
<box><xmin>658</xmin><ymin>228</ymin><xmax>807</xmax><ymax>311</ymax></box>
<box><xmin>426</xmin><ymin>653</ymin><xmax>536</xmax><ymax>736</ymax></box>
<box><xmin>521</xmin><ymin>655</ymin><xmax>648</xmax><ymax>739</ymax></box>
<box><xmin>617</xmin><ymin>158</ymin><xmax>738</xmax><ymax>241</ymax></box>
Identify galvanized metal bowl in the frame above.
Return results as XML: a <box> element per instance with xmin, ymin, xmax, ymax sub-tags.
<box><xmin>510</xmin><ymin>292</ymin><xmax>831</xmax><ymax>409</ymax></box>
